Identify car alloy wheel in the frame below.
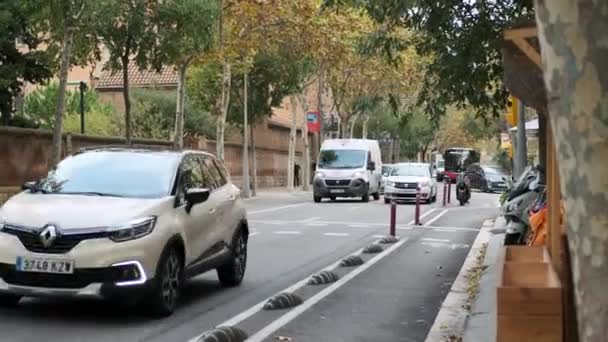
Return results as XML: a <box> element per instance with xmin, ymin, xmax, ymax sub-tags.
<box><xmin>161</xmin><ymin>250</ymin><xmax>181</xmax><ymax>310</ymax></box>
<box><xmin>234</xmin><ymin>233</ymin><xmax>247</xmax><ymax>281</ymax></box>
<box><xmin>218</xmin><ymin>231</ymin><xmax>248</xmax><ymax>286</ymax></box>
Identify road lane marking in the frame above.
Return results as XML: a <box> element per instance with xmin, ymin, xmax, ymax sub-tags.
<box><xmin>372</xmin><ymin>234</ymin><xmax>386</xmax><ymax>238</ymax></box>
<box><xmin>422</xmin><ymin>237</ymin><xmax>451</xmax><ymax>243</ymax></box>
<box><xmin>396</xmin><ymin>226</ymin><xmax>413</xmax><ymax>230</ymax></box>
<box><xmin>249</xmin><ymin>232</ymin><xmax>260</xmax><ymax>237</ymax></box>
<box><xmin>422</xmin><ymin>241</ymin><xmax>470</xmax><ymax>250</ymax></box>
<box><xmin>303</xmin><ymin>217</ymin><xmax>321</xmax><ymax>222</ymax></box>
<box><xmin>245</xmin><ymin>239</ymin><xmax>408</xmax><ymax>342</ymax></box>
<box><xmin>407</xmin><ymin>208</ymin><xmax>438</xmax><ymax>225</ymax></box>
<box><xmin>305</xmin><ymin>223</ymin><xmax>328</xmax><ymax>227</ymax></box>
<box><xmin>348</xmin><ymin>224</ymin><xmax>370</xmax><ymax>228</ymax></box>
<box><xmin>433</xmin><ymin>228</ymin><xmax>458</xmax><ymax>232</ymax></box>
<box><xmin>402</xmin><ymin>225</ymin><xmax>479</xmax><ymax>232</ymax></box>
<box><xmin>274</xmin><ymin>231</ymin><xmax>301</xmax><ymax>235</ymax></box>
<box><xmin>323</xmin><ymin>232</ymin><xmax>349</xmax><ymax>237</ymax></box>
<box><xmin>424</xmin><ymin>209</ymin><xmax>449</xmax><ymax>226</ymax></box>
<box><xmin>248</xmin><ymin>203</ymin><xmax>308</xmax><ymax>215</ymax></box>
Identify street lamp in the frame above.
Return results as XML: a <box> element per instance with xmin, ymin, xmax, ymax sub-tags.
<box><xmin>79</xmin><ymin>81</ymin><xmax>87</xmax><ymax>134</ymax></box>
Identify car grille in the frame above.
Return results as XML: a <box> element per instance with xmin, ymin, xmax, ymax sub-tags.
<box><xmin>394</xmin><ymin>182</ymin><xmax>417</xmax><ymax>189</ymax></box>
<box><xmin>0</xmin><ymin>263</ymin><xmax>125</xmax><ymax>289</ymax></box>
<box><xmin>2</xmin><ymin>225</ymin><xmax>107</xmax><ymax>254</ymax></box>
<box><xmin>325</xmin><ymin>179</ymin><xmax>351</xmax><ymax>186</ymax></box>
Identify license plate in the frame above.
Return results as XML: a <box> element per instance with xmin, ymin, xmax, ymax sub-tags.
<box><xmin>16</xmin><ymin>256</ymin><xmax>74</xmax><ymax>274</ymax></box>
<box><xmin>330</xmin><ymin>189</ymin><xmax>345</xmax><ymax>193</ymax></box>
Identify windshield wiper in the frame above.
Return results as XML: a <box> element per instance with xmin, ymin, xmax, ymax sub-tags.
<box><xmin>22</xmin><ymin>182</ymin><xmax>49</xmax><ymax>194</ymax></box>
<box><xmin>55</xmin><ymin>191</ymin><xmax>124</xmax><ymax>197</ymax></box>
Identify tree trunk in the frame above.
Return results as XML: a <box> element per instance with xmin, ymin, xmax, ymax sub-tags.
<box><xmin>349</xmin><ymin>112</ymin><xmax>360</xmax><ymax>138</ymax></box>
<box><xmin>317</xmin><ymin>71</ymin><xmax>324</xmax><ymax>145</ymax></box>
<box><xmin>173</xmin><ymin>63</ymin><xmax>187</xmax><ymax>149</ymax></box>
<box><xmin>250</xmin><ymin>124</ymin><xmax>257</xmax><ymax>196</ymax></box>
<box><xmin>514</xmin><ymin>101</ymin><xmax>527</xmax><ymax>178</ymax></box>
<box><xmin>298</xmin><ymin>93</ymin><xmax>310</xmax><ymax>191</ymax></box>
<box><xmin>121</xmin><ymin>54</ymin><xmax>132</xmax><ymax>145</ymax></box>
<box><xmin>339</xmin><ymin>115</ymin><xmax>348</xmax><ymax>139</ymax></box>
<box><xmin>50</xmin><ymin>28</ymin><xmax>75</xmax><ymax>167</ymax></box>
<box><xmin>241</xmin><ymin>72</ymin><xmax>250</xmax><ymax>198</ymax></box>
<box><xmin>216</xmin><ymin>62</ymin><xmax>231</xmax><ymax>162</ymax></box>
<box><xmin>287</xmin><ymin>96</ymin><xmax>298</xmax><ymax>191</ymax></box>
<box><xmin>535</xmin><ymin>1</ymin><xmax>608</xmax><ymax>341</ymax></box>
<box><xmin>362</xmin><ymin>116</ymin><xmax>370</xmax><ymax>139</ymax></box>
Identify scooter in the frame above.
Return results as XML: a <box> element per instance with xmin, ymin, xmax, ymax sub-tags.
<box><xmin>503</xmin><ymin>167</ymin><xmax>542</xmax><ymax>245</ymax></box>
<box><xmin>455</xmin><ymin>172</ymin><xmax>471</xmax><ymax>206</ymax></box>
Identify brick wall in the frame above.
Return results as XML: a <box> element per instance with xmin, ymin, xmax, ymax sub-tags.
<box><xmin>0</xmin><ymin>123</ymin><xmax>315</xmax><ymax>193</ymax></box>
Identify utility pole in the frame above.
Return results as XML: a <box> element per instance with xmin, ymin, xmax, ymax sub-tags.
<box><xmin>514</xmin><ymin>101</ymin><xmax>527</xmax><ymax>178</ymax></box>
<box><xmin>242</xmin><ymin>73</ymin><xmax>250</xmax><ymax>198</ymax></box>
<box><xmin>79</xmin><ymin>81</ymin><xmax>87</xmax><ymax>134</ymax></box>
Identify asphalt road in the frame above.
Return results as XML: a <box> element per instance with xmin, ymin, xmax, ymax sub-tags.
<box><xmin>0</xmin><ymin>187</ymin><xmax>499</xmax><ymax>342</ymax></box>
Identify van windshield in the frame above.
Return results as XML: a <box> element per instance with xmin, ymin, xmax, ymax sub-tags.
<box><xmin>318</xmin><ymin>150</ymin><xmax>367</xmax><ymax>169</ymax></box>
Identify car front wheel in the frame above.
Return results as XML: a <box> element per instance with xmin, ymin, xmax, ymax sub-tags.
<box><xmin>218</xmin><ymin>231</ymin><xmax>247</xmax><ymax>287</ymax></box>
<box><xmin>147</xmin><ymin>246</ymin><xmax>183</xmax><ymax>317</ymax></box>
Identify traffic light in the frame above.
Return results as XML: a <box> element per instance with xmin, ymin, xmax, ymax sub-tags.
<box><xmin>506</xmin><ymin>95</ymin><xmax>518</xmax><ymax>127</ymax></box>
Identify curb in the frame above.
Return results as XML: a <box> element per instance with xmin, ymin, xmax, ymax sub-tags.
<box><xmin>424</xmin><ymin>219</ymin><xmax>494</xmax><ymax>342</ymax></box>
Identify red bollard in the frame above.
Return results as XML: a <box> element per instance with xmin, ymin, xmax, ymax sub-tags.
<box><xmin>415</xmin><ymin>186</ymin><xmax>421</xmax><ymax>225</ymax></box>
<box><xmin>389</xmin><ymin>199</ymin><xmax>396</xmax><ymax>236</ymax></box>
<box><xmin>442</xmin><ymin>181</ymin><xmax>447</xmax><ymax>206</ymax></box>
<box><xmin>447</xmin><ymin>180</ymin><xmax>452</xmax><ymax>204</ymax></box>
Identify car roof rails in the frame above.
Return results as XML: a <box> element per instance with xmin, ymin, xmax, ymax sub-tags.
<box><xmin>75</xmin><ymin>144</ymin><xmax>177</xmax><ymax>154</ymax></box>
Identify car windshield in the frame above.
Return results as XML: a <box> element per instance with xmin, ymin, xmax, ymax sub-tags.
<box><xmin>318</xmin><ymin>149</ymin><xmax>367</xmax><ymax>169</ymax></box>
<box><xmin>391</xmin><ymin>164</ymin><xmax>429</xmax><ymax>177</ymax></box>
<box><xmin>34</xmin><ymin>151</ymin><xmax>180</xmax><ymax>198</ymax></box>
<box><xmin>382</xmin><ymin>165</ymin><xmax>393</xmax><ymax>174</ymax></box>
<box><xmin>483</xmin><ymin>167</ymin><xmax>502</xmax><ymax>175</ymax></box>
<box><xmin>438</xmin><ymin>160</ymin><xmax>445</xmax><ymax>168</ymax></box>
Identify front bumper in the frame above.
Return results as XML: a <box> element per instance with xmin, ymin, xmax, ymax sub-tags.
<box><xmin>313</xmin><ymin>178</ymin><xmax>369</xmax><ymax>198</ymax></box>
<box><xmin>0</xmin><ymin>230</ymin><xmax>165</xmax><ymax>298</ymax></box>
<box><xmin>384</xmin><ymin>186</ymin><xmax>431</xmax><ymax>201</ymax></box>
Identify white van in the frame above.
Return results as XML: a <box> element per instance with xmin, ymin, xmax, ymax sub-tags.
<box><xmin>313</xmin><ymin>139</ymin><xmax>382</xmax><ymax>202</ymax></box>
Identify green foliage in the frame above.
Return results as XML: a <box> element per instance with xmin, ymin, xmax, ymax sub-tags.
<box><xmin>130</xmin><ymin>89</ymin><xmax>215</xmax><ymax>140</ymax></box>
<box><xmin>21</xmin><ymin>83</ymin><xmax>116</xmax><ymax>131</ymax></box>
<box><xmin>460</xmin><ymin>111</ymin><xmax>502</xmax><ymax>141</ymax></box>
<box><xmin>0</xmin><ymin>1</ymin><xmax>53</xmax><ymax>123</ymax></box>
<box><xmin>187</xmin><ymin>61</ymin><xmax>222</xmax><ymax>117</ymax></box>
<box><xmin>325</xmin><ymin>0</ymin><xmax>534</xmax><ymax>120</ymax></box>
<box><xmin>398</xmin><ymin>111</ymin><xmax>437</xmax><ymax>160</ymax></box>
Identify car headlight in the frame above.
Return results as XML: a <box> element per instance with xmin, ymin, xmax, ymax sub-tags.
<box><xmin>108</xmin><ymin>217</ymin><xmax>156</xmax><ymax>242</ymax></box>
<box><xmin>386</xmin><ymin>181</ymin><xmax>395</xmax><ymax>187</ymax></box>
<box><xmin>315</xmin><ymin>172</ymin><xmax>325</xmax><ymax>178</ymax></box>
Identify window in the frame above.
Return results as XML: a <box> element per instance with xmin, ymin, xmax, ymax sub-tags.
<box><xmin>211</xmin><ymin>158</ymin><xmax>228</xmax><ymax>186</ymax></box>
<box><xmin>181</xmin><ymin>156</ymin><xmax>205</xmax><ymax>190</ymax></box>
<box><xmin>201</xmin><ymin>156</ymin><xmax>222</xmax><ymax>190</ymax></box>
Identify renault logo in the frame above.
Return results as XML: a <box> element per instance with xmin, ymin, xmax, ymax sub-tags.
<box><xmin>39</xmin><ymin>225</ymin><xmax>58</xmax><ymax>248</ymax></box>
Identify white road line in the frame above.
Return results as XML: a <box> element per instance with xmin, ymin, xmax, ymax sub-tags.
<box><xmin>245</xmin><ymin>239</ymin><xmax>408</xmax><ymax>342</ymax></box>
<box><xmin>305</xmin><ymin>223</ymin><xmax>328</xmax><ymax>227</ymax></box>
<box><xmin>433</xmin><ymin>228</ymin><xmax>458</xmax><ymax>233</ymax></box>
<box><xmin>396</xmin><ymin>226</ymin><xmax>413</xmax><ymax>230</ymax></box>
<box><xmin>248</xmin><ymin>203</ymin><xmax>307</xmax><ymax>215</ymax></box>
<box><xmin>348</xmin><ymin>224</ymin><xmax>370</xmax><ymax>228</ymax></box>
<box><xmin>424</xmin><ymin>209</ymin><xmax>449</xmax><ymax>226</ymax></box>
<box><xmin>407</xmin><ymin>208</ymin><xmax>438</xmax><ymax>225</ymax></box>
<box><xmin>249</xmin><ymin>232</ymin><xmax>260</xmax><ymax>237</ymax></box>
<box><xmin>274</xmin><ymin>231</ymin><xmax>302</xmax><ymax>235</ymax></box>
<box><xmin>402</xmin><ymin>225</ymin><xmax>480</xmax><ymax>232</ymax></box>
<box><xmin>372</xmin><ymin>234</ymin><xmax>386</xmax><ymax>238</ymax></box>
<box><xmin>302</xmin><ymin>217</ymin><xmax>321</xmax><ymax>222</ymax></box>
<box><xmin>323</xmin><ymin>232</ymin><xmax>349</xmax><ymax>237</ymax></box>
<box><xmin>422</xmin><ymin>237</ymin><xmax>451</xmax><ymax>243</ymax></box>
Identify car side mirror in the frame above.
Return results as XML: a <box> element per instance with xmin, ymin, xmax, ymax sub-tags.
<box><xmin>185</xmin><ymin>188</ymin><xmax>210</xmax><ymax>212</ymax></box>
<box><xmin>367</xmin><ymin>161</ymin><xmax>376</xmax><ymax>171</ymax></box>
<box><xmin>383</xmin><ymin>172</ymin><xmax>389</xmax><ymax>177</ymax></box>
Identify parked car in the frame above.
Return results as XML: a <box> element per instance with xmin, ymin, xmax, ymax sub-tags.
<box><xmin>384</xmin><ymin>162</ymin><xmax>438</xmax><ymax>204</ymax></box>
<box><xmin>435</xmin><ymin>159</ymin><xmax>445</xmax><ymax>181</ymax></box>
<box><xmin>0</xmin><ymin>147</ymin><xmax>248</xmax><ymax>317</ymax></box>
<box><xmin>313</xmin><ymin>139</ymin><xmax>383</xmax><ymax>203</ymax></box>
<box><xmin>380</xmin><ymin>164</ymin><xmax>394</xmax><ymax>194</ymax></box>
<box><xmin>465</xmin><ymin>163</ymin><xmax>508</xmax><ymax>192</ymax></box>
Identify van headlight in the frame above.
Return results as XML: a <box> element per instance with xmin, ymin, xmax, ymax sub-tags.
<box><xmin>352</xmin><ymin>171</ymin><xmax>365</xmax><ymax>178</ymax></box>
<box><xmin>315</xmin><ymin>172</ymin><xmax>325</xmax><ymax>178</ymax></box>
<box><xmin>385</xmin><ymin>181</ymin><xmax>395</xmax><ymax>187</ymax></box>
<box><xmin>108</xmin><ymin>217</ymin><xmax>156</xmax><ymax>242</ymax></box>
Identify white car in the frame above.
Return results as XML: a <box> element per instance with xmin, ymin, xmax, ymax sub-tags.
<box><xmin>383</xmin><ymin>163</ymin><xmax>438</xmax><ymax>204</ymax></box>
<box><xmin>0</xmin><ymin>147</ymin><xmax>248</xmax><ymax>317</ymax></box>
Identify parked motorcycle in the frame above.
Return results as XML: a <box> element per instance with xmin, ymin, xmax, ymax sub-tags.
<box><xmin>455</xmin><ymin>172</ymin><xmax>471</xmax><ymax>206</ymax></box>
<box><xmin>503</xmin><ymin>166</ymin><xmax>543</xmax><ymax>245</ymax></box>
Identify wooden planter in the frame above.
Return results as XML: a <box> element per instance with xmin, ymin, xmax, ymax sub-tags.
<box><xmin>497</xmin><ymin>248</ymin><xmax>562</xmax><ymax>342</ymax></box>
<box><xmin>504</xmin><ymin>245</ymin><xmax>551</xmax><ymax>263</ymax></box>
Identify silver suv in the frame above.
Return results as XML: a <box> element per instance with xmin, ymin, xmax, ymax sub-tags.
<box><xmin>0</xmin><ymin>148</ymin><xmax>248</xmax><ymax>316</ymax></box>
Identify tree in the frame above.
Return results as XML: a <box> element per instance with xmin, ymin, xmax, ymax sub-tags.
<box><xmin>0</xmin><ymin>1</ymin><xmax>53</xmax><ymax>125</ymax></box>
<box><xmin>535</xmin><ymin>1</ymin><xmax>608</xmax><ymax>341</ymax></box>
<box><xmin>325</xmin><ymin>0</ymin><xmax>534</xmax><ymax>120</ymax></box>
<box><xmin>94</xmin><ymin>0</ymin><xmax>155</xmax><ymax>145</ymax></box>
<box><xmin>154</xmin><ymin>0</ymin><xmax>218</xmax><ymax>149</ymax></box>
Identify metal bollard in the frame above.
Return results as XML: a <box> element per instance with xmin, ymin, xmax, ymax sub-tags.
<box><xmin>447</xmin><ymin>180</ymin><xmax>452</xmax><ymax>204</ymax></box>
<box><xmin>442</xmin><ymin>181</ymin><xmax>447</xmax><ymax>206</ymax></box>
<box><xmin>389</xmin><ymin>199</ymin><xmax>397</xmax><ymax>236</ymax></box>
<box><xmin>415</xmin><ymin>186</ymin><xmax>421</xmax><ymax>225</ymax></box>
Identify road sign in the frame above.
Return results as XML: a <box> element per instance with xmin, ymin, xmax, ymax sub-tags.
<box><xmin>307</xmin><ymin>112</ymin><xmax>320</xmax><ymax>133</ymax></box>
<box><xmin>506</xmin><ymin>95</ymin><xmax>518</xmax><ymax>127</ymax></box>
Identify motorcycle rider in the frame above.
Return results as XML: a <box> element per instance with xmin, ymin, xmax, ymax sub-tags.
<box><xmin>456</xmin><ymin>171</ymin><xmax>471</xmax><ymax>204</ymax></box>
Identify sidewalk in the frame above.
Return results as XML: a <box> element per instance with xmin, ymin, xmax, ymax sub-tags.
<box><xmin>241</xmin><ymin>185</ymin><xmax>312</xmax><ymax>200</ymax></box>
<box><xmin>425</xmin><ymin>217</ymin><xmax>506</xmax><ymax>342</ymax></box>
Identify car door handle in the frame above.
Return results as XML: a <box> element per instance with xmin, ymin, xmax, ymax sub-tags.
<box><xmin>209</xmin><ymin>208</ymin><xmax>217</xmax><ymax>214</ymax></box>
<box><xmin>227</xmin><ymin>195</ymin><xmax>237</xmax><ymax>202</ymax></box>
